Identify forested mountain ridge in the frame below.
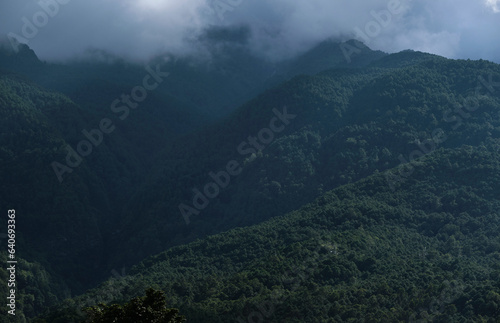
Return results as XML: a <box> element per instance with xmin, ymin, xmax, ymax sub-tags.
<box><xmin>1</xmin><ymin>37</ymin><xmax>500</xmax><ymax>321</ymax></box>
<box><xmin>109</xmin><ymin>55</ymin><xmax>500</xmax><ymax>269</ymax></box>
<box><xmin>0</xmin><ymin>36</ymin><xmax>384</xmax><ymax>124</ymax></box>
<box><xmin>0</xmin><ymin>71</ymin><xmax>142</xmax><ymax>291</ymax></box>
<box><xmin>0</xmin><ymin>37</ymin><xmax>386</xmax><ymax>321</ymax></box>
<box><xmin>39</xmin><ymin>144</ymin><xmax>500</xmax><ymax>322</ymax></box>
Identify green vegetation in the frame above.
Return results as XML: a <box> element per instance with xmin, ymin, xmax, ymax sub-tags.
<box><xmin>112</xmin><ymin>54</ymin><xmax>500</xmax><ymax>272</ymax></box>
<box><xmin>40</xmin><ymin>145</ymin><xmax>500</xmax><ymax>322</ymax></box>
<box><xmin>1</xmin><ymin>40</ymin><xmax>500</xmax><ymax>321</ymax></box>
<box><xmin>81</xmin><ymin>288</ymin><xmax>185</xmax><ymax>323</ymax></box>
<box><xmin>0</xmin><ymin>252</ymin><xmax>65</xmax><ymax>323</ymax></box>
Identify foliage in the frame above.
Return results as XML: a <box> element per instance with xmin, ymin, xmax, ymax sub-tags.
<box><xmin>82</xmin><ymin>288</ymin><xmax>185</xmax><ymax>323</ymax></box>
<box><xmin>2</xmin><ymin>41</ymin><xmax>500</xmax><ymax>321</ymax></box>
<box><xmin>0</xmin><ymin>252</ymin><xmax>64</xmax><ymax>323</ymax></box>
<box><xmin>42</xmin><ymin>145</ymin><xmax>500</xmax><ymax>322</ymax></box>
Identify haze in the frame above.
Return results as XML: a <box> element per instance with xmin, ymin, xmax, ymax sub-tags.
<box><xmin>1</xmin><ymin>0</ymin><xmax>499</xmax><ymax>63</ymax></box>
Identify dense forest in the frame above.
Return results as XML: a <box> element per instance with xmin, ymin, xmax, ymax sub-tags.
<box><xmin>1</xmin><ymin>37</ymin><xmax>500</xmax><ymax>322</ymax></box>
<box><xmin>38</xmin><ymin>145</ymin><xmax>500</xmax><ymax>322</ymax></box>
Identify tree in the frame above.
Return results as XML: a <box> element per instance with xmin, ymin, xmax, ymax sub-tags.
<box><xmin>83</xmin><ymin>288</ymin><xmax>186</xmax><ymax>323</ymax></box>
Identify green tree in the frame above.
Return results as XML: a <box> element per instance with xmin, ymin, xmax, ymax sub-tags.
<box><xmin>83</xmin><ymin>288</ymin><xmax>186</xmax><ymax>323</ymax></box>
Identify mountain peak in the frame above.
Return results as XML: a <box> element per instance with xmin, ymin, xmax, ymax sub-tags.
<box><xmin>0</xmin><ymin>34</ymin><xmax>42</xmax><ymax>72</ymax></box>
<box><xmin>281</xmin><ymin>38</ymin><xmax>386</xmax><ymax>77</ymax></box>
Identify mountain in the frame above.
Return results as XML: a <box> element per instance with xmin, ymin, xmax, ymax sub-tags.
<box><xmin>282</xmin><ymin>39</ymin><xmax>386</xmax><ymax>76</ymax></box>
<box><xmin>0</xmin><ymin>34</ymin><xmax>386</xmax><ymax>123</ymax></box>
<box><xmin>0</xmin><ymin>71</ymin><xmax>142</xmax><ymax>292</ymax></box>
<box><xmin>0</xmin><ymin>37</ymin><xmax>387</xmax><ymax>320</ymax></box>
<box><xmin>0</xmin><ymin>38</ymin><xmax>43</xmax><ymax>74</ymax></box>
<box><xmin>106</xmin><ymin>54</ymin><xmax>500</xmax><ymax>270</ymax></box>
<box><xmin>39</xmin><ymin>143</ymin><xmax>500</xmax><ymax>322</ymax></box>
<box><xmin>1</xmin><ymin>36</ymin><xmax>500</xmax><ymax>321</ymax></box>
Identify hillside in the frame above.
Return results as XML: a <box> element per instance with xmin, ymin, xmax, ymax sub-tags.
<box><xmin>0</xmin><ymin>38</ymin><xmax>386</xmax><ymax>320</ymax></box>
<box><xmin>1</xmin><ymin>38</ymin><xmax>500</xmax><ymax>321</ymax></box>
<box><xmin>107</xmin><ymin>55</ymin><xmax>500</xmax><ymax>271</ymax></box>
<box><xmin>0</xmin><ymin>35</ymin><xmax>384</xmax><ymax>124</ymax></box>
<box><xmin>39</xmin><ymin>144</ymin><xmax>500</xmax><ymax>322</ymax></box>
<box><xmin>0</xmin><ymin>71</ymin><xmax>149</xmax><ymax>294</ymax></box>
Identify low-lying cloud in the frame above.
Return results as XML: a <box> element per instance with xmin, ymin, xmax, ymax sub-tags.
<box><xmin>0</xmin><ymin>0</ymin><xmax>499</xmax><ymax>63</ymax></box>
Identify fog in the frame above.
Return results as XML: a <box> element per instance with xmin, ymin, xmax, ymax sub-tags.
<box><xmin>1</xmin><ymin>0</ymin><xmax>499</xmax><ymax>63</ymax></box>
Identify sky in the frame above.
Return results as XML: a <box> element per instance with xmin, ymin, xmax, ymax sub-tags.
<box><xmin>0</xmin><ymin>0</ymin><xmax>499</xmax><ymax>63</ymax></box>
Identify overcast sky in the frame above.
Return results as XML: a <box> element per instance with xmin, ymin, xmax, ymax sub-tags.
<box><xmin>1</xmin><ymin>0</ymin><xmax>499</xmax><ymax>63</ymax></box>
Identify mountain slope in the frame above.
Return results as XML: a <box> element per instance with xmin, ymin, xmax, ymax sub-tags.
<box><xmin>108</xmin><ymin>54</ymin><xmax>500</xmax><ymax>270</ymax></box>
<box><xmin>2</xmin><ymin>39</ymin><xmax>500</xmax><ymax>321</ymax></box>
<box><xmin>42</xmin><ymin>143</ymin><xmax>500</xmax><ymax>322</ymax></box>
<box><xmin>0</xmin><ymin>38</ymin><xmax>388</xmax><ymax>309</ymax></box>
<box><xmin>0</xmin><ymin>71</ymin><xmax>157</xmax><ymax>295</ymax></box>
<box><xmin>0</xmin><ymin>36</ymin><xmax>386</xmax><ymax>123</ymax></box>
<box><xmin>0</xmin><ymin>252</ymin><xmax>66</xmax><ymax>323</ymax></box>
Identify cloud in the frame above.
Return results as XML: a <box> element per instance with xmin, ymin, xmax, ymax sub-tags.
<box><xmin>485</xmin><ymin>0</ymin><xmax>500</xmax><ymax>12</ymax></box>
<box><xmin>0</xmin><ymin>0</ymin><xmax>499</xmax><ymax>63</ymax></box>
